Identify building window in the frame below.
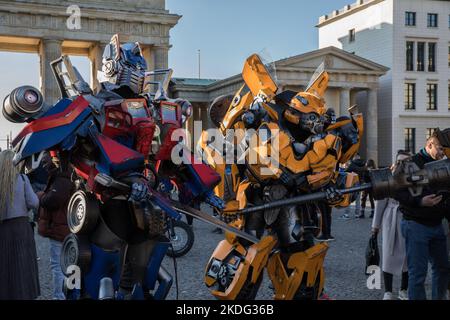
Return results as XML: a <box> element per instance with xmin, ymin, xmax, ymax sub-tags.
<box><xmin>406</xmin><ymin>41</ymin><xmax>414</xmax><ymax>71</ymax></box>
<box><xmin>349</xmin><ymin>29</ymin><xmax>355</xmax><ymax>42</ymax></box>
<box><xmin>405</xmin><ymin>83</ymin><xmax>416</xmax><ymax>110</ymax></box>
<box><xmin>428</xmin><ymin>43</ymin><xmax>436</xmax><ymax>72</ymax></box>
<box><xmin>449</xmin><ymin>14</ymin><xmax>450</xmax><ymax>28</ymax></box>
<box><xmin>428</xmin><ymin>13</ymin><xmax>438</xmax><ymax>27</ymax></box>
<box><xmin>404</xmin><ymin>128</ymin><xmax>416</xmax><ymax>154</ymax></box>
<box><xmin>426</xmin><ymin>128</ymin><xmax>437</xmax><ymax>140</ymax></box>
<box><xmin>448</xmin><ymin>84</ymin><xmax>450</xmax><ymax>110</ymax></box>
<box><xmin>417</xmin><ymin>42</ymin><xmax>425</xmax><ymax>71</ymax></box>
<box><xmin>405</xmin><ymin>12</ymin><xmax>416</xmax><ymax>26</ymax></box>
<box><xmin>427</xmin><ymin>83</ymin><xmax>438</xmax><ymax>110</ymax></box>
<box><xmin>448</xmin><ymin>45</ymin><xmax>450</xmax><ymax>67</ymax></box>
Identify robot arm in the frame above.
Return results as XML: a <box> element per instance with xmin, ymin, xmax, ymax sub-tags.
<box><xmin>157</xmin><ymin>145</ymin><xmax>223</xmax><ymax>209</ymax></box>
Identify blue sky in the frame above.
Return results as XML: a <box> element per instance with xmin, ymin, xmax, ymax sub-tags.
<box><xmin>167</xmin><ymin>0</ymin><xmax>352</xmax><ymax>79</ymax></box>
<box><xmin>0</xmin><ymin>0</ymin><xmax>351</xmax><ymax>148</ymax></box>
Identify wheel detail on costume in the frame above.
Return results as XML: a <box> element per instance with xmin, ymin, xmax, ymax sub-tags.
<box><xmin>166</xmin><ymin>220</ymin><xmax>194</xmax><ymax>258</ymax></box>
<box><xmin>235</xmin><ymin>269</ymin><xmax>263</xmax><ymax>300</ymax></box>
<box><xmin>60</xmin><ymin>233</ymin><xmax>91</xmax><ymax>277</ymax></box>
<box><xmin>293</xmin><ymin>272</ymin><xmax>321</xmax><ymax>300</ymax></box>
<box><xmin>67</xmin><ymin>190</ymin><xmax>100</xmax><ymax>234</ymax></box>
<box><xmin>2</xmin><ymin>85</ymin><xmax>44</xmax><ymax>123</ymax></box>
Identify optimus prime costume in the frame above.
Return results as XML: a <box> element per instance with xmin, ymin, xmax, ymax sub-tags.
<box><xmin>2</xmin><ymin>34</ymin><xmax>222</xmax><ymax>300</ymax></box>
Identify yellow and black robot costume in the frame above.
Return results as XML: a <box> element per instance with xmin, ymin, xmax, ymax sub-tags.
<box><xmin>198</xmin><ymin>54</ymin><xmax>364</xmax><ymax>300</ymax></box>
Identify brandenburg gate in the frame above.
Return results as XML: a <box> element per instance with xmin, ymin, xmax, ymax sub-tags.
<box><xmin>0</xmin><ymin>0</ymin><xmax>180</xmax><ymax>103</ymax></box>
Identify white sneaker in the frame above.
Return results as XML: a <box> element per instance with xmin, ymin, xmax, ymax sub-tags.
<box><xmin>383</xmin><ymin>292</ymin><xmax>393</xmax><ymax>300</ymax></box>
<box><xmin>398</xmin><ymin>290</ymin><xmax>408</xmax><ymax>300</ymax></box>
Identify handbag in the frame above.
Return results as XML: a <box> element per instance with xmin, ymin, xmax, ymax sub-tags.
<box><xmin>365</xmin><ymin>233</ymin><xmax>380</xmax><ymax>275</ymax></box>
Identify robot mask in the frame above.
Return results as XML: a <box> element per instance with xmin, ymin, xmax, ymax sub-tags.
<box><xmin>100</xmin><ymin>35</ymin><xmax>147</xmax><ymax>95</ymax></box>
<box><xmin>302</xmin><ymin>112</ymin><xmax>325</xmax><ymax>134</ymax></box>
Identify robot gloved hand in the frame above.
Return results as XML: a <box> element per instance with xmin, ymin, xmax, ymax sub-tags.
<box><xmin>324</xmin><ymin>186</ymin><xmax>343</xmax><ymax>205</ymax></box>
<box><xmin>130</xmin><ymin>181</ymin><xmax>150</xmax><ymax>202</ymax></box>
<box><xmin>204</xmin><ymin>190</ymin><xmax>225</xmax><ymax>211</ymax></box>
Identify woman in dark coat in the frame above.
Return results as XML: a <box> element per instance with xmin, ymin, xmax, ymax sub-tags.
<box><xmin>0</xmin><ymin>150</ymin><xmax>40</xmax><ymax>300</ymax></box>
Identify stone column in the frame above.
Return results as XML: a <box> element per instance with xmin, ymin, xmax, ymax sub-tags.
<box><xmin>39</xmin><ymin>38</ymin><xmax>62</xmax><ymax>104</ymax></box>
<box><xmin>142</xmin><ymin>45</ymin><xmax>157</xmax><ymax>93</ymax></box>
<box><xmin>141</xmin><ymin>45</ymin><xmax>169</xmax><ymax>94</ymax></box>
<box><xmin>339</xmin><ymin>87</ymin><xmax>351</xmax><ymax>115</ymax></box>
<box><xmin>142</xmin><ymin>45</ymin><xmax>155</xmax><ymax>72</ymax></box>
<box><xmin>350</xmin><ymin>89</ymin><xmax>357</xmax><ymax>107</ymax></box>
<box><xmin>89</xmin><ymin>42</ymin><xmax>106</xmax><ymax>92</ymax></box>
<box><xmin>366</xmin><ymin>87</ymin><xmax>378</xmax><ymax>165</ymax></box>
<box><xmin>153</xmin><ymin>45</ymin><xmax>169</xmax><ymax>70</ymax></box>
<box><xmin>200</xmin><ymin>103</ymin><xmax>210</xmax><ymax>131</ymax></box>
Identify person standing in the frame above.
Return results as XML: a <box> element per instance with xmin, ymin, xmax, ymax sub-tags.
<box><xmin>358</xmin><ymin>159</ymin><xmax>376</xmax><ymax>218</ymax></box>
<box><xmin>38</xmin><ymin>156</ymin><xmax>75</xmax><ymax>300</ymax></box>
<box><xmin>0</xmin><ymin>150</ymin><xmax>40</xmax><ymax>300</ymax></box>
<box><xmin>342</xmin><ymin>154</ymin><xmax>365</xmax><ymax>219</ymax></box>
<box><xmin>395</xmin><ymin>133</ymin><xmax>450</xmax><ymax>300</ymax></box>
<box><xmin>372</xmin><ymin>151</ymin><xmax>411</xmax><ymax>300</ymax></box>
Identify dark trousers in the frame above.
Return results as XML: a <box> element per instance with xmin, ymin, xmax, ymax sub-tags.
<box><xmin>383</xmin><ymin>271</ymin><xmax>408</xmax><ymax>293</ymax></box>
<box><xmin>361</xmin><ymin>190</ymin><xmax>375</xmax><ymax>211</ymax></box>
<box><xmin>401</xmin><ymin>219</ymin><xmax>449</xmax><ymax>300</ymax></box>
<box><xmin>320</xmin><ymin>203</ymin><xmax>332</xmax><ymax>237</ymax></box>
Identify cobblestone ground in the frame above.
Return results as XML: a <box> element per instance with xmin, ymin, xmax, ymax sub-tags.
<box><xmin>36</xmin><ymin>206</ymin><xmax>435</xmax><ymax>300</ymax></box>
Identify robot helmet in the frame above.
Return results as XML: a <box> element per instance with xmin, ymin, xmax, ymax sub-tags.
<box><xmin>283</xmin><ymin>65</ymin><xmax>329</xmax><ymax>134</ymax></box>
<box><xmin>99</xmin><ymin>34</ymin><xmax>147</xmax><ymax>95</ymax></box>
<box><xmin>283</xmin><ymin>93</ymin><xmax>327</xmax><ymax>134</ymax></box>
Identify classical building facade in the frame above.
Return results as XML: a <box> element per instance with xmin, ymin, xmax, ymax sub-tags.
<box><xmin>0</xmin><ymin>0</ymin><xmax>180</xmax><ymax>104</ymax></box>
<box><xmin>318</xmin><ymin>0</ymin><xmax>450</xmax><ymax>166</ymax></box>
<box><xmin>170</xmin><ymin>46</ymin><xmax>388</xmax><ymax>162</ymax></box>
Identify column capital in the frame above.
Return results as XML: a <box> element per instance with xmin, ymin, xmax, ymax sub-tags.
<box><xmin>40</xmin><ymin>38</ymin><xmax>63</xmax><ymax>44</ymax></box>
<box><xmin>153</xmin><ymin>44</ymin><xmax>170</xmax><ymax>51</ymax></box>
<box><xmin>89</xmin><ymin>41</ymin><xmax>108</xmax><ymax>48</ymax></box>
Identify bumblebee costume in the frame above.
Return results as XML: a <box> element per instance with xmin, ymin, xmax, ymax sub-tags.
<box><xmin>198</xmin><ymin>54</ymin><xmax>364</xmax><ymax>300</ymax></box>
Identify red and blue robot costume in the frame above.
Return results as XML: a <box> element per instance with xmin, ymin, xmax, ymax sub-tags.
<box><xmin>2</xmin><ymin>34</ymin><xmax>223</xmax><ymax>299</ymax></box>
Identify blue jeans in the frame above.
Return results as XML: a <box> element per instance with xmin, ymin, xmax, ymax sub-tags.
<box><xmin>401</xmin><ymin>219</ymin><xmax>449</xmax><ymax>300</ymax></box>
<box><xmin>49</xmin><ymin>239</ymin><xmax>65</xmax><ymax>300</ymax></box>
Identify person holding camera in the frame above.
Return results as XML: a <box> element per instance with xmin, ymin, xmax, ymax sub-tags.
<box><xmin>394</xmin><ymin>133</ymin><xmax>450</xmax><ymax>300</ymax></box>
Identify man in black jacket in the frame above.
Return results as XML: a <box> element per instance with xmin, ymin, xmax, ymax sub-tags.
<box><xmin>395</xmin><ymin>133</ymin><xmax>449</xmax><ymax>300</ymax></box>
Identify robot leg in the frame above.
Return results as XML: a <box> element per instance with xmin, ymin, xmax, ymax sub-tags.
<box><xmin>267</xmin><ymin>242</ymin><xmax>328</xmax><ymax>300</ymax></box>
<box><xmin>204</xmin><ymin>211</ymin><xmax>276</xmax><ymax>300</ymax></box>
<box><xmin>120</xmin><ymin>237</ymin><xmax>172</xmax><ymax>299</ymax></box>
<box><xmin>61</xmin><ymin>215</ymin><xmax>126</xmax><ymax>300</ymax></box>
